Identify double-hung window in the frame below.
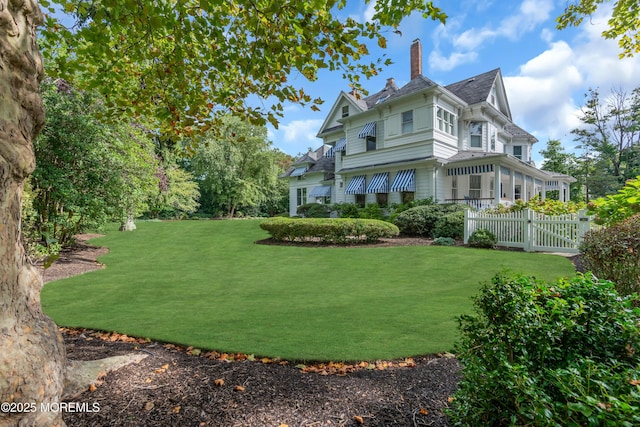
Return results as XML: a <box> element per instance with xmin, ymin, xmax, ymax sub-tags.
<box><xmin>296</xmin><ymin>188</ymin><xmax>307</xmax><ymax>206</ymax></box>
<box><xmin>469</xmin><ymin>175</ymin><xmax>482</xmax><ymax>199</ymax></box>
<box><xmin>401</xmin><ymin>110</ymin><xmax>413</xmax><ymax>134</ymax></box>
<box><xmin>470</xmin><ymin>122</ymin><xmax>483</xmax><ymax>148</ymax></box>
<box><xmin>513</xmin><ymin>145</ymin><xmax>523</xmax><ymax>160</ymax></box>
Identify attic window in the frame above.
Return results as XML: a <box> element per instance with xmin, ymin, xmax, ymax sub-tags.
<box><xmin>342</xmin><ymin>105</ymin><xmax>349</xmax><ymax>118</ymax></box>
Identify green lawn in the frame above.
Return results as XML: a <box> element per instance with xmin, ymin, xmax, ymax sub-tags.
<box><xmin>41</xmin><ymin>220</ymin><xmax>576</xmax><ymax>361</ymax></box>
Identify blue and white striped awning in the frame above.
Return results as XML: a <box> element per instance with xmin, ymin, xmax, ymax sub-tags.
<box><xmin>324</xmin><ymin>138</ymin><xmax>346</xmax><ymax>157</ymax></box>
<box><xmin>345</xmin><ymin>175</ymin><xmax>366</xmax><ymax>195</ymax></box>
<box><xmin>309</xmin><ymin>185</ymin><xmax>332</xmax><ymax>197</ymax></box>
<box><xmin>358</xmin><ymin>122</ymin><xmax>377</xmax><ymax>138</ymax></box>
<box><xmin>446</xmin><ymin>164</ymin><xmax>494</xmax><ymax>176</ymax></box>
<box><xmin>366</xmin><ymin>172</ymin><xmax>389</xmax><ymax>193</ymax></box>
<box><xmin>390</xmin><ymin>169</ymin><xmax>416</xmax><ymax>192</ymax></box>
<box><xmin>290</xmin><ymin>167</ymin><xmax>307</xmax><ymax>177</ymax></box>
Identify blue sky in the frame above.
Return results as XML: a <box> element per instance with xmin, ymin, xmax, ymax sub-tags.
<box><xmin>267</xmin><ymin>0</ymin><xmax>640</xmax><ymax>165</ymax></box>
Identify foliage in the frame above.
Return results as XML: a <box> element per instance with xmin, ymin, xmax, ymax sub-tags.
<box><xmin>570</xmin><ymin>88</ymin><xmax>640</xmax><ymax>198</ymax></box>
<box><xmin>260</xmin><ymin>217</ymin><xmax>399</xmax><ymax>244</ymax></box>
<box><xmin>332</xmin><ymin>202</ymin><xmax>361</xmax><ymax>218</ymax></box>
<box><xmin>393</xmin><ymin>203</ymin><xmax>467</xmax><ymax>237</ymax></box>
<box><xmin>485</xmin><ymin>197</ymin><xmax>586</xmax><ymax>215</ymax></box>
<box><xmin>434</xmin><ymin>210</ymin><xmax>465</xmax><ymax>240</ymax></box>
<box><xmin>448</xmin><ymin>272</ymin><xmax>640</xmax><ymax>427</ymax></box>
<box><xmin>30</xmin><ymin>80</ymin><xmax>158</xmax><ymax>248</ymax></box>
<box><xmin>467</xmin><ymin>229</ymin><xmax>497</xmax><ymax>249</ymax></box>
<box><xmin>432</xmin><ymin>237</ymin><xmax>456</xmax><ymax>246</ymax></box>
<box><xmin>296</xmin><ymin>203</ymin><xmax>331</xmax><ymax>218</ymax></box>
<box><xmin>190</xmin><ymin>116</ymin><xmax>283</xmax><ymax>217</ymax></box>
<box><xmin>388</xmin><ymin>197</ymin><xmax>437</xmax><ymax>222</ymax></box>
<box><xmin>587</xmin><ymin>176</ymin><xmax>640</xmax><ymax>225</ymax></box>
<box><xmin>39</xmin><ymin>0</ymin><xmax>447</xmax><ymax>140</ymax></box>
<box><xmin>358</xmin><ymin>203</ymin><xmax>387</xmax><ymax>220</ymax></box>
<box><xmin>556</xmin><ymin>0</ymin><xmax>640</xmax><ymax>58</ymax></box>
<box><xmin>146</xmin><ymin>166</ymin><xmax>200</xmax><ymax>219</ymax></box>
<box><xmin>580</xmin><ymin>214</ymin><xmax>640</xmax><ymax>297</ymax></box>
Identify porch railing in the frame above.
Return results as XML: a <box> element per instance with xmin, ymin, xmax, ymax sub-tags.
<box><xmin>445</xmin><ymin>198</ymin><xmax>494</xmax><ymax>210</ymax></box>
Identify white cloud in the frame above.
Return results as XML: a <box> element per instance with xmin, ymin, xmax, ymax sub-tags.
<box><xmin>428</xmin><ymin>49</ymin><xmax>478</xmax><ymax>71</ymax></box>
<box><xmin>270</xmin><ymin>119</ymin><xmax>325</xmax><ymax>154</ymax></box>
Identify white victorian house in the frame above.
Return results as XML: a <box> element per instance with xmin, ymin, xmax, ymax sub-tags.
<box><xmin>283</xmin><ymin>39</ymin><xmax>574</xmax><ymax>217</ymax></box>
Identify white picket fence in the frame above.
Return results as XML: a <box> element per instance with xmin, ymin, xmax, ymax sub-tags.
<box><xmin>464</xmin><ymin>209</ymin><xmax>592</xmax><ymax>253</ymax></box>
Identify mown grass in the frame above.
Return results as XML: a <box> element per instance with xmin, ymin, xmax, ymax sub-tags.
<box><xmin>41</xmin><ymin>220</ymin><xmax>576</xmax><ymax>361</ymax></box>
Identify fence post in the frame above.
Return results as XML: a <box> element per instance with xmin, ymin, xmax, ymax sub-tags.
<box><xmin>464</xmin><ymin>209</ymin><xmax>470</xmax><ymax>244</ymax></box>
<box><xmin>523</xmin><ymin>209</ymin><xmax>533</xmax><ymax>252</ymax></box>
<box><xmin>576</xmin><ymin>209</ymin><xmax>591</xmax><ymax>247</ymax></box>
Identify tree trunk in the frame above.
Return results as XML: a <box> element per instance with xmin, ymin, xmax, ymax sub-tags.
<box><xmin>0</xmin><ymin>1</ymin><xmax>67</xmax><ymax>426</ymax></box>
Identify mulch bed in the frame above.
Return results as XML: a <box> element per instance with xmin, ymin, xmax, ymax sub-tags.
<box><xmin>43</xmin><ymin>234</ymin><xmax>583</xmax><ymax>426</ymax></box>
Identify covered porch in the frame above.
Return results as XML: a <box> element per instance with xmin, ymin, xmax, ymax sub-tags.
<box><xmin>442</xmin><ymin>154</ymin><xmax>574</xmax><ymax>209</ymax></box>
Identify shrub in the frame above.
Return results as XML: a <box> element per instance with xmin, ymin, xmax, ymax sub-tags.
<box><xmin>393</xmin><ymin>203</ymin><xmax>467</xmax><ymax>237</ymax></box>
<box><xmin>580</xmin><ymin>214</ymin><xmax>640</xmax><ymax>297</ymax></box>
<box><xmin>297</xmin><ymin>203</ymin><xmax>331</xmax><ymax>218</ymax></box>
<box><xmin>259</xmin><ymin>217</ymin><xmax>399</xmax><ymax>244</ymax></box>
<box><xmin>358</xmin><ymin>203</ymin><xmax>386</xmax><ymax>220</ymax></box>
<box><xmin>434</xmin><ymin>210</ymin><xmax>465</xmax><ymax>239</ymax></box>
<box><xmin>448</xmin><ymin>272</ymin><xmax>640</xmax><ymax>427</ymax></box>
<box><xmin>332</xmin><ymin>202</ymin><xmax>360</xmax><ymax>218</ymax></box>
<box><xmin>466</xmin><ymin>228</ymin><xmax>497</xmax><ymax>249</ymax></box>
<box><xmin>432</xmin><ymin>237</ymin><xmax>455</xmax><ymax>246</ymax></box>
<box><xmin>588</xmin><ymin>176</ymin><xmax>640</xmax><ymax>226</ymax></box>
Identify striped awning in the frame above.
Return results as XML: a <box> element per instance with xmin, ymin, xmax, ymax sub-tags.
<box><xmin>358</xmin><ymin>122</ymin><xmax>376</xmax><ymax>138</ymax></box>
<box><xmin>290</xmin><ymin>167</ymin><xmax>307</xmax><ymax>177</ymax></box>
<box><xmin>309</xmin><ymin>185</ymin><xmax>332</xmax><ymax>197</ymax></box>
<box><xmin>345</xmin><ymin>175</ymin><xmax>366</xmax><ymax>195</ymax></box>
<box><xmin>366</xmin><ymin>172</ymin><xmax>389</xmax><ymax>193</ymax></box>
<box><xmin>325</xmin><ymin>138</ymin><xmax>346</xmax><ymax>157</ymax></box>
<box><xmin>390</xmin><ymin>169</ymin><xmax>416</xmax><ymax>192</ymax></box>
<box><xmin>446</xmin><ymin>164</ymin><xmax>494</xmax><ymax>176</ymax></box>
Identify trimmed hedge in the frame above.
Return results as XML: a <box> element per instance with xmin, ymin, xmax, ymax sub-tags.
<box><xmin>260</xmin><ymin>217</ymin><xmax>399</xmax><ymax>244</ymax></box>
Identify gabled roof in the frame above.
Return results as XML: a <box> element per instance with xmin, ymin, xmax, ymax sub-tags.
<box><xmin>445</xmin><ymin>68</ymin><xmax>500</xmax><ymax>105</ymax></box>
<box><xmin>384</xmin><ymin>75</ymin><xmax>437</xmax><ymax>103</ymax></box>
<box><xmin>504</xmin><ymin>123</ymin><xmax>536</xmax><ymax>141</ymax></box>
<box><xmin>280</xmin><ymin>146</ymin><xmax>335</xmax><ymax>178</ymax></box>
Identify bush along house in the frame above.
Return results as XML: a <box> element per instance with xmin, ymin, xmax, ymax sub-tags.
<box><xmin>282</xmin><ymin>39</ymin><xmax>575</xmax><ymax>217</ymax></box>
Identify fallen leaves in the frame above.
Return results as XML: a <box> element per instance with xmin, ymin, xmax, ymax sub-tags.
<box><xmin>296</xmin><ymin>358</ymin><xmax>416</xmax><ymax>376</ymax></box>
<box><xmin>214</xmin><ymin>378</ymin><xmax>225</xmax><ymax>387</ymax></box>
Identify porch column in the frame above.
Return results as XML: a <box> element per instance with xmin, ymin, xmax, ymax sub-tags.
<box><xmin>494</xmin><ymin>165</ymin><xmax>501</xmax><ymax>206</ymax></box>
<box><xmin>509</xmin><ymin>169</ymin><xmax>515</xmax><ymax>201</ymax></box>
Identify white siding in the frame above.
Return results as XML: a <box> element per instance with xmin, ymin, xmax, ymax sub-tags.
<box><xmin>342</xmin><ymin>142</ymin><xmax>434</xmax><ymax>170</ymax></box>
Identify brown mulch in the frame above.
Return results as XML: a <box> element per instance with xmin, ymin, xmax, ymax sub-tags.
<box><xmin>45</xmin><ymin>235</ymin><xmax>583</xmax><ymax>427</ymax></box>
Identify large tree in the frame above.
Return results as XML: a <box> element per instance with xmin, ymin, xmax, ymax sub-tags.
<box><xmin>540</xmin><ymin>139</ymin><xmax>585</xmax><ymax>201</ymax></box>
<box><xmin>571</xmin><ymin>87</ymin><xmax>640</xmax><ymax>197</ymax></box>
<box><xmin>191</xmin><ymin>116</ymin><xmax>281</xmax><ymax>218</ymax></box>
<box><xmin>1</xmin><ymin>1</ymin><xmax>447</xmax><ymax>425</ymax></box>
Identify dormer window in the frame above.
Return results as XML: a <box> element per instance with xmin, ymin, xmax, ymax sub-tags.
<box><xmin>490</xmin><ymin>86</ymin><xmax>497</xmax><ymax>106</ymax></box>
<box><xmin>341</xmin><ymin>105</ymin><xmax>349</xmax><ymax>118</ymax></box>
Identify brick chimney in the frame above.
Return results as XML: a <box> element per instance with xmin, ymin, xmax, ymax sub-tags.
<box><xmin>410</xmin><ymin>39</ymin><xmax>422</xmax><ymax>80</ymax></box>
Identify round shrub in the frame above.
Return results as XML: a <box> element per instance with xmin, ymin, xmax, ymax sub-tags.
<box><xmin>467</xmin><ymin>228</ymin><xmax>497</xmax><ymax>249</ymax></box>
<box><xmin>432</xmin><ymin>237</ymin><xmax>455</xmax><ymax>246</ymax></box>
<box><xmin>331</xmin><ymin>202</ymin><xmax>360</xmax><ymax>218</ymax></box>
<box><xmin>259</xmin><ymin>217</ymin><xmax>399</xmax><ymax>244</ymax></box>
<box><xmin>448</xmin><ymin>272</ymin><xmax>640</xmax><ymax>426</ymax></box>
<box><xmin>393</xmin><ymin>203</ymin><xmax>467</xmax><ymax>237</ymax></box>
<box><xmin>580</xmin><ymin>214</ymin><xmax>640</xmax><ymax>297</ymax></box>
<box><xmin>434</xmin><ymin>210</ymin><xmax>465</xmax><ymax>239</ymax></box>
